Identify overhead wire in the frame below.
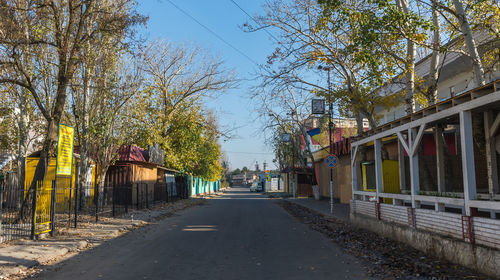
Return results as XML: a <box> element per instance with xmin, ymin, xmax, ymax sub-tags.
<box><xmin>229</xmin><ymin>0</ymin><xmax>281</xmax><ymax>44</ymax></box>
<box><xmin>225</xmin><ymin>151</ymin><xmax>272</xmax><ymax>155</ymax></box>
<box><xmin>164</xmin><ymin>0</ymin><xmax>261</xmax><ymax>67</ymax></box>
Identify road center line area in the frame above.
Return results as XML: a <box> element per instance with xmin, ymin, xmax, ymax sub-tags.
<box><xmin>33</xmin><ymin>187</ymin><xmax>370</xmax><ymax>280</ymax></box>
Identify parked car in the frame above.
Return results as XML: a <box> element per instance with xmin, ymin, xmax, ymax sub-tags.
<box><xmin>250</xmin><ymin>181</ymin><xmax>264</xmax><ymax>192</ymax></box>
<box><xmin>250</xmin><ymin>182</ymin><xmax>258</xmax><ymax>192</ymax></box>
<box><xmin>256</xmin><ymin>182</ymin><xmax>264</xmax><ymax>192</ymax></box>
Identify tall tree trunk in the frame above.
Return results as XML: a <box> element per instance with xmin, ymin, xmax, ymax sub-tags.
<box><xmin>16</xmin><ymin>88</ymin><xmax>29</xmax><ymax>208</ymax></box>
<box><xmin>355</xmin><ymin>112</ymin><xmax>364</xmax><ymax>135</ymax></box>
<box><xmin>17</xmin><ymin>5</ymin><xmax>30</xmax><ymax>207</ymax></box>
<box><xmin>428</xmin><ymin>0</ymin><xmax>441</xmax><ymax>104</ymax></box>
<box><xmin>78</xmin><ymin>63</ymin><xmax>92</xmax><ymax>208</ymax></box>
<box><xmin>355</xmin><ymin>112</ymin><xmax>368</xmax><ymax>162</ymax></box>
<box><xmin>453</xmin><ymin>0</ymin><xmax>485</xmax><ymax>86</ymax></box>
<box><xmin>399</xmin><ymin>0</ymin><xmax>416</xmax><ymax>114</ymax></box>
<box><xmin>359</xmin><ymin>108</ymin><xmax>377</xmax><ymax>130</ymax></box>
<box><xmin>405</xmin><ymin>41</ymin><xmax>416</xmax><ymax>113</ymax></box>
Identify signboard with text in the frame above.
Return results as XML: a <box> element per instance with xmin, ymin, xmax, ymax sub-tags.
<box><xmin>56</xmin><ymin>124</ymin><xmax>75</xmax><ymax>176</ymax></box>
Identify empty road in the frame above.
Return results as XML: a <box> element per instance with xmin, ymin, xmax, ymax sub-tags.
<box><xmin>36</xmin><ymin>187</ymin><xmax>370</xmax><ymax>280</ymax></box>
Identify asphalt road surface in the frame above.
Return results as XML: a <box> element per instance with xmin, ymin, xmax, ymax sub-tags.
<box><xmin>36</xmin><ymin>187</ymin><xmax>371</xmax><ymax>280</ymax></box>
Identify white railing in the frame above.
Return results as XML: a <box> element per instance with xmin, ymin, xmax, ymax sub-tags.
<box><xmin>353</xmin><ymin>190</ymin><xmax>500</xmax><ymax>214</ymax></box>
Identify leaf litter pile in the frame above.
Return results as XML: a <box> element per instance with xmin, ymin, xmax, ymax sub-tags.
<box><xmin>279</xmin><ymin>200</ymin><xmax>494</xmax><ymax>280</ymax></box>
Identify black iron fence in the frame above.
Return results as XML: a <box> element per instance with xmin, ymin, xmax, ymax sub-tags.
<box><xmin>0</xmin><ymin>180</ymin><xmax>37</xmax><ymax>242</ymax></box>
<box><xmin>0</xmin><ymin>176</ymin><xmax>189</xmax><ymax>242</ymax></box>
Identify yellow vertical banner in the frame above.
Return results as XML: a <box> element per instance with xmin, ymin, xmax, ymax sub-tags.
<box><xmin>56</xmin><ymin>124</ymin><xmax>74</xmax><ymax>176</ymax></box>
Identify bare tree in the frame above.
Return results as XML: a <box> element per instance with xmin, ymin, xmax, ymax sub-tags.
<box><xmin>248</xmin><ymin>0</ymin><xmax>404</xmax><ymax>134</ymax></box>
<box><xmin>137</xmin><ymin>40</ymin><xmax>237</xmax><ymax>137</ymax></box>
<box><xmin>0</xmin><ymin>0</ymin><xmax>145</xmax><ymax>190</ymax></box>
<box><xmin>257</xmin><ymin>86</ymin><xmax>317</xmax><ymax>184</ymax></box>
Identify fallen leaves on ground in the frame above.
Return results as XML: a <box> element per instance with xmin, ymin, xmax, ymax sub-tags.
<box><xmin>280</xmin><ymin>201</ymin><xmax>493</xmax><ymax>280</ymax></box>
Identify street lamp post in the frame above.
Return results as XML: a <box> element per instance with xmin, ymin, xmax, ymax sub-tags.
<box><xmin>319</xmin><ymin>66</ymin><xmax>335</xmax><ymax>214</ymax></box>
<box><xmin>289</xmin><ymin>112</ymin><xmax>297</xmax><ymax>199</ymax></box>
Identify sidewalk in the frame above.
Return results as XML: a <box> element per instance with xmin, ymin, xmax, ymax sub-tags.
<box><xmin>284</xmin><ymin>197</ymin><xmax>350</xmax><ymax>222</ymax></box>
<box><xmin>0</xmin><ymin>197</ymin><xmax>210</xmax><ymax>279</ymax></box>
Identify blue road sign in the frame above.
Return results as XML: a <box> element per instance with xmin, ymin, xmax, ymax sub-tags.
<box><xmin>325</xmin><ymin>154</ymin><xmax>338</xmax><ymax>168</ymax></box>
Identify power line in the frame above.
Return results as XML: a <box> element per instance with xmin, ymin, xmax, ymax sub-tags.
<box><xmin>165</xmin><ymin>0</ymin><xmax>261</xmax><ymax>67</ymax></box>
<box><xmin>225</xmin><ymin>151</ymin><xmax>272</xmax><ymax>155</ymax></box>
<box><xmin>229</xmin><ymin>0</ymin><xmax>281</xmax><ymax>44</ymax></box>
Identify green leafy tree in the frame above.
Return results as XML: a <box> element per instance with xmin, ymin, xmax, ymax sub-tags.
<box><xmin>249</xmin><ymin>0</ymin><xmax>404</xmax><ymax>132</ymax></box>
<box><xmin>127</xmin><ymin>41</ymin><xmax>235</xmax><ymax>181</ymax></box>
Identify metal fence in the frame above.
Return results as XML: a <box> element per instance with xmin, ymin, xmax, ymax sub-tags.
<box><xmin>0</xmin><ymin>175</ymin><xmax>190</xmax><ymax>243</ymax></box>
<box><xmin>0</xmin><ymin>180</ymin><xmax>37</xmax><ymax>242</ymax></box>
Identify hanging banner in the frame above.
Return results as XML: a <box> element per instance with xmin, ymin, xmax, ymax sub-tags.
<box><xmin>56</xmin><ymin>124</ymin><xmax>74</xmax><ymax>176</ymax></box>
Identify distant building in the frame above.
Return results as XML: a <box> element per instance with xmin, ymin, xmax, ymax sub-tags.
<box><xmin>231</xmin><ymin>174</ymin><xmax>247</xmax><ymax>186</ymax></box>
<box><xmin>231</xmin><ymin>172</ymin><xmax>258</xmax><ymax>186</ymax></box>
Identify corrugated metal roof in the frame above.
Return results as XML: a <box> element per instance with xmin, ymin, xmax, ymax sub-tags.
<box><xmin>117</xmin><ymin>145</ymin><xmax>149</xmax><ymax>162</ymax></box>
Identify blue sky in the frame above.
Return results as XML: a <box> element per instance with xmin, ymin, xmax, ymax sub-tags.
<box><xmin>136</xmin><ymin>0</ymin><xmax>277</xmax><ymax>170</ymax></box>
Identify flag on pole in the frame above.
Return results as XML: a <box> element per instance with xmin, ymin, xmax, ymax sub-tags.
<box><xmin>306</xmin><ymin>127</ymin><xmax>321</xmax><ymax>137</ymax></box>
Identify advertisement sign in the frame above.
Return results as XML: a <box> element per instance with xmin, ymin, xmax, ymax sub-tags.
<box><xmin>56</xmin><ymin>124</ymin><xmax>74</xmax><ymax>176</ymax></box>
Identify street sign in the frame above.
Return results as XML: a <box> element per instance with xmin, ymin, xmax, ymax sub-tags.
<box><xmin>312</xmin><ymin>99</ymin><xmax>325</xmax><ymax>114</ymax></box>
<box><xmin>325</xmin><ymin>154</ymin><xmax>338</xmax><ymax>169</ymax></box>
<box><xmin>282</xmin><ymin>133</ymin><xmax>291</xmax><ymax>142</ymax></box>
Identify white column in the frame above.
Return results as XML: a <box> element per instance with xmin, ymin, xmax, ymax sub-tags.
<box><xmin>435</xmin><ymin>126</ymin><xmax>446</xmax><ymax>192</ymax></box>
<box><xmin>409</xmin><ymin>128</ymin><xmax>420</xmax><ymax>208</ymax></box>
<box><xmin>460</xmin><ymin>110</ymin><xmax>477</xmax><ymax>216</ymax></box>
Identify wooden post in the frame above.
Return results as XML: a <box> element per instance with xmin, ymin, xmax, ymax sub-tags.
<box><xmin>435</xmin><ymin>126</ymin><xmax>446</xmax><ymax>193</ymax></box>
<box><xmin>374</xmin><ymin>139</ymin><xmax>383</xmax><ymax>202</ymax></box>
<box><xmin>484</xmin><ymin>111</ymin><xmax>499</xmax><ymax>199</ymax></box>
<box><xmin>351</xmin><ymin>145</ymin><xmax>358</xmax><ymax>200</ymax></box>
<box><xmin>398</xmin><ymin>140</ymin><xmax>406</xmax><ymax>192</ymax></box>
<box><xmin>409</xmin><ymin>127</ymin><xmax>421</xmax><ymax>208</ymax></box>
<box><xmin>460</xmin><ymin>110</ymin><xmax>477</xmax><ymax>216</ymax></box>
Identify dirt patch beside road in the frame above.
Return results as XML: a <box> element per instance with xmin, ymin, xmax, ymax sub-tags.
<box><xmin>280</xmin><ymin>200</ymin><xmax>492</xmax><ymax>280</ymax></box>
